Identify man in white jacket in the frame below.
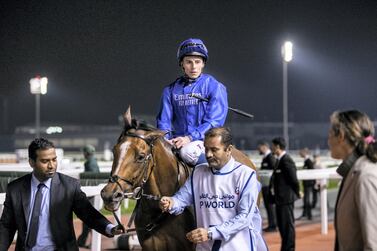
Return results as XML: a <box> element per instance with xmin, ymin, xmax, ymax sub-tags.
<box><xmin>160</xmin><ymin>127</ymin><xmax>267</xmax><ymax>251</ymax></box>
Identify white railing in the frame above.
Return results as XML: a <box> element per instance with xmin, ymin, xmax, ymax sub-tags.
<box><xmin>298</xmin><ymin>168</ymin><xmax>341</xmax><ymax>234</ymax></box>
<box><xmin>0</xmin><ymin>184</ymin><xmax>121</xmax><ymax>251</ymax></box>
<box><xmin>0</xmin><ymin>193</ymin><xmax>5</xmax><ymax>215</ymax></box>
<box><xmin>1</xmin><ymin>167</ymin><xmax>342</xmax><ymax>240</ymax></box>
<box><xmin>82</xmin><ymin>185</ymin><xmax>112</xmax><ymax>251</ymax></box>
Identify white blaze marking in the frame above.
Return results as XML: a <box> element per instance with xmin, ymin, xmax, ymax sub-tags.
<box><xmin>113</xmin><ymin>141</ymin><xmax>131</xmax><ymax>175</ymax></box>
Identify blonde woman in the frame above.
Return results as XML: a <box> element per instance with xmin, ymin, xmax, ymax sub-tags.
<box><xmin>328</xmin><ymin>110</ymin><xmax>377</xmax><ymax>251</ymax></box>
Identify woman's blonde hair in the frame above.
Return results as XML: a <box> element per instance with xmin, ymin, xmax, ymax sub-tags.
<box><xmin>330</xmin><ymin>110</ymin><xmax>377</xmax><ymax>162</ymax></box>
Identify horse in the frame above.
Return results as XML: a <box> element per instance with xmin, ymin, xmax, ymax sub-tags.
<box><xmin>100</xmin><ymin>106</ymin><xmax>256</xmax><ymax>251</ymax></box>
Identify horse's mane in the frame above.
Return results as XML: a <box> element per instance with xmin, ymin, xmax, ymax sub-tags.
<box><xmin>118</xmin><ymin>118</ymin><xmax>177</xmax><ymax>159</ymax></box>
<box><xmin>124</xmin><ymin>118</ymin><xmax>156</xmax><ymax>132</ymax></box>
<box><xmin>117</xmin><ymin>118</ymin><xmax>160</xmax><ymax>142</ymax></box>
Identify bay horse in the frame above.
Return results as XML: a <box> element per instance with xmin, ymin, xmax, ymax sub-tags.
<box><xmin>100</xmin><ymin>107</ymin><xmax>256</xmax><ymax>251</ymax></box>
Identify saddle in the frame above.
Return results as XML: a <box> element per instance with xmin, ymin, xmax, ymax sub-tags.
<box><xmin>171</xmin><ymin>147</ymin><xmax>193</xmax><ymax>186</ymax></box>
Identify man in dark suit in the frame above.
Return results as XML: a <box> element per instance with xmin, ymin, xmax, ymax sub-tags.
<box><xmin>257</xmin><ymin>140</ymin><xmax>277</xmax><ymax>232</ymax></box>
<box><xmin>270</xmin><ymin>137</ymin><xmax>300</xmax><ymax>251</ymax></box>
<box><xmin>298</xmin><ymin>148</ymin><xmax>315</xmax><ymax>220</ymax></box>
<box><xmin>0</xmin><ymin>138</ymin><xmax>123</xmax><ymax>251</ymax></box>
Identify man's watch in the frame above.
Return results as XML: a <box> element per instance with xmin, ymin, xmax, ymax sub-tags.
<box><xmin>207</xmin><ymin>229</ymin><xmax>213</xmax><ymax>240</ymax></box>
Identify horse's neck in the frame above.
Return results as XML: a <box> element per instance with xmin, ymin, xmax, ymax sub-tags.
<box><xmin>232</xmin><ymin>148</ymin><xmax>257</xmax><ymax>170</ymax></box>
<box><xmin>145</xmin><ymin>140</ymin><xmax>183</xmax><ymax>196</ymax></box>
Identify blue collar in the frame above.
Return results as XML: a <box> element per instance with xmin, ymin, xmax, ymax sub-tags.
<box><xmin>31</xmin><ymin>173</ymin><xmax>52</xmax><ymax>189</ymax></box>
<box><xmin>211</xmin><ymin>157</ymin><xmax>237</xmax><ymax>174</ymax></box>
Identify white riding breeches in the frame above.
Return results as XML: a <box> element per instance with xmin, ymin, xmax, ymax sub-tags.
<box><xmin>179</xmin><ymin>140</ymin><xmax>205</xmax><ymax>166</ymax></box>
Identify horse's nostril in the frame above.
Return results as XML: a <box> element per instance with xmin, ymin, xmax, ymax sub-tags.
<box><xmin>101</xmin><ymin>188</ymin><xmax>116</xmax><ymax>203</ymax></box>
<box><xmin>113</xmin><ymin>191</ymin><xmax>123</xmax><ymax>200</ymax></box>
<box><xmin>101</xmin><ymin>189</ymin><xmax>108</xmax><ymax>197</ymax></box>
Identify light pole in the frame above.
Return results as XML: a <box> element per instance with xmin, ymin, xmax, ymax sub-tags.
<box><xmin>282</xmin><ymin>41</ymin><xmax>293</xmax><ymax>149</ymax></box>
<box><xmin>30</xmin><ymin>76</ymin><xmax>48</xmax><ymax>138</ymax></box>
<box><xmin>0</xmin><ymin>95</ymin><xmax>8</xmax><ymax>133</ymax></box>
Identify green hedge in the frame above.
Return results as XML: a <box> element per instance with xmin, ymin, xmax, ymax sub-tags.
<box><xmin>0</xmin><ymin>172</ymin><xmax>29</xmax><ymax>193</ymax></box>
<box><xmin>79</xmin><ymin>172</ymin><xmax>109</xmax><ymax>186</ymax></box>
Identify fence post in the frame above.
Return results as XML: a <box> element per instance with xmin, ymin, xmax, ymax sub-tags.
<box><xmin>320</xmin><ymin>178</ymin><xmax>328</xmax><ymax>234</ymax></box>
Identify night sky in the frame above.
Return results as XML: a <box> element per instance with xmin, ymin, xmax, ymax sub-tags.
<box><xmin>1</xmin><ymin>0</ymin><xmax>377</xmax><ymax>132</ymax></box>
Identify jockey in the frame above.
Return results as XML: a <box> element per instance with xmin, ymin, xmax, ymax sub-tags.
<box><xmin>156</xmin><ymin>38</ymin><xmax>228</xmax><ymax>165</ymax></box>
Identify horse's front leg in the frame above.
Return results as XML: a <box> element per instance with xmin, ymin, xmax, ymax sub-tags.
<box><xmin>141</xmin><ymin>235</ymin><xmax>169</xmax><ymax>251</ymax></box>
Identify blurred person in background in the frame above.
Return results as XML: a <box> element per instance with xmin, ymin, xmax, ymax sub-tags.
<box><xmin>312</xmin><ymin>154</ymin><xmax>325</xmax><ymax>209</ymax></box>
<box><xmin>257</xmin><ymin>140</ymin><xmax>277</xmax><ymax>232</ymax></box>
<box><xmin>82</xmin><ymin>144</ymin><xmax>100</xmax><ymax>173</ymax></box>
<box><xmin>297</xmin><ymin>148</ymin><xmax>315</xmax><ymax>220</ymax></box>
<box><xmin>77</xmin><ymin>144</ymin><xmax>100</xmax><ymax>248</ymax></box>
<box><xmin>270</xmin><ymin>137</ymin><xmax>300</xmax><ymax>251</ymax></box>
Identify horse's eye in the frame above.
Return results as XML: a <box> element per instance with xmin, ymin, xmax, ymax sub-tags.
<box><xmin>136</xmin><ymin>154</ymin><xmax>146</xmax><ymax>163</ymax></box>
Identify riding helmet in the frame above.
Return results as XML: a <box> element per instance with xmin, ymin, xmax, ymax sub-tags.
<box><xmin>177</xmin><ymin>38</ymin><xmax>208</xmax><ymax>63</ymax></box>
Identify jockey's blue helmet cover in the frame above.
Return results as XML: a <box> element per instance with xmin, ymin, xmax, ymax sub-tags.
<box><xmin>177</xmin><ymin>38</ymin><xmax>208</xmax><ymax>63</ymax></box>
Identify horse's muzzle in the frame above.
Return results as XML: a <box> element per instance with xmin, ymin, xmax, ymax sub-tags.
<box><xmin>100</xmin><ymin>185</ymin><xmax>124</xmax><ymax>211</ymax></box>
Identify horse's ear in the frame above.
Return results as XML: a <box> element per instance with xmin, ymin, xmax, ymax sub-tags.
<box><xmin>124</xmin><ymin>106</ymin><xmax>132</xmax><ymax>128</ymax></box>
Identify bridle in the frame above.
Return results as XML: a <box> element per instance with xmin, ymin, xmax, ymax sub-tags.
<box><xmin>108</xmin><ymin>131</ymin><xmax>159</xmax><ymax>201</ymax></box>
<box><xmin>107</xmin><ymin>131</ymin><xmax>164</xmax><ymax>234</ymax></box>
<box><xmin>107</xmin><ymin>130</ymin><xmax>189</xmax><ymax>234</ymax></box>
